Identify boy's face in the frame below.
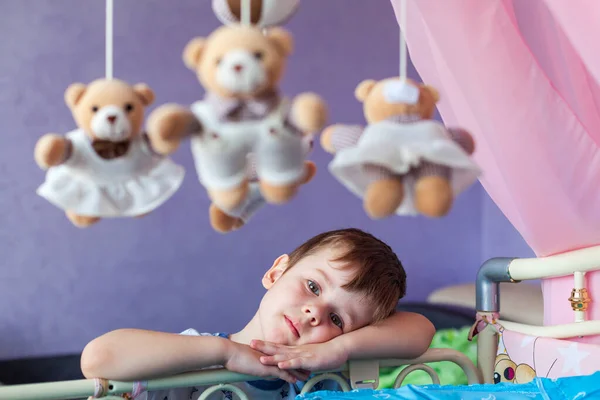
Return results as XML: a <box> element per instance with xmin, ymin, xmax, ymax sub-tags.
<box><xmin>258</xmin><ymin>246</ymin><xmax>378</xmax><ymax>346</ymax></box>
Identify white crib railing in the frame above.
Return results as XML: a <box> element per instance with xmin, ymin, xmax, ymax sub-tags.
<box><xmin>475</xmin><ymin>244</ymin><xmax>600</xmax><ymax>383</ymax></box>
<box><xmin>0</xmin><ymin>348</ymin><xmax>482</xmax><ymax>400</ymax></box>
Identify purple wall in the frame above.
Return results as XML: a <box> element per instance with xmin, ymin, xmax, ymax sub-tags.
<box><xmin>482</xmin><ymin>194</ymin><xmax>535</xmax><ymax>262</ymax></box>
<box><xmin>0</xmin><ymin>0</ymin><xmax>530</xmax><ymax>360</ymax></box>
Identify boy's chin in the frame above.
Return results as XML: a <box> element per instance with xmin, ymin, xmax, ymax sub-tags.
<box><xmin>262</xmin><ymin>328</ymin><xmax>294</xmax><ymax>346</ymax></box>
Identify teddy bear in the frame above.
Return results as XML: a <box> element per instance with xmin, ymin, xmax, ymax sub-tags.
<box><xmin>494</xmin><ymin>354</ymin><xmax>536</xmax><ymax>384</ymax></box>
<box><xmin>34</xmin><ymin>78</ymin><xmax>185</xmax><ymax>228</ymax></box>
<box><xmin>146</xmin><ymin>24</ymin><xmax>327</xmax><ymax>222</ymax></box>
<box><xmin>320</xmin><ymin>77</ymin><xmax>481</xmax><ymax>219</ymax></box>
<box><xmin>212</xmin><ymin>0</ymin><xmax>300</xmax><ymax>28</ymax></box>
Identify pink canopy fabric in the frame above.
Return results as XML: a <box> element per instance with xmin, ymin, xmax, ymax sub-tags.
<box><xmin>390</xmin><ymin>0</ymin><xmax>600</xmax><ymax>332</ymax></box>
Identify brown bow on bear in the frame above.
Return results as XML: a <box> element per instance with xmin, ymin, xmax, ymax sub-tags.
<box><xmin>91</xmin><ymin>139</ymin><xmax>131</xmax><ymax>160</ymax></box>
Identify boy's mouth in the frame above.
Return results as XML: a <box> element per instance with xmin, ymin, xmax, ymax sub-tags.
<box><xmin>284</xmin><ymin>315</ymin><xmax>300</xmax><ymax>338</ymax></box>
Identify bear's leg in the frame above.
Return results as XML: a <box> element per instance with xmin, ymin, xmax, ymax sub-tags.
<box><xmin>363</xmin><ymin>165</ymin><xmax>404</xmax><ymax>219</ymax></box>
<box><xmin>258</xmin><ymin>160</ymin><xmax>317</xmax><ymax>204</ymax></box>
<box><xmin>254</xmin><ymin>127</ymin><xmax>311</xmax><ymax>205</ymax></box>
<box><xmin>414</xmin><ymin>162</ymin><xmax>453</xmax><ymax>217</ymax></box>
<box><xmin>207</xmin><ymin>181</ymin><xmax>249</xmax><ymax>211</ymax></box>
<box><xmin>300</xmin><ymin>160</ymin><xmax>317</xmax><ymax>184</ymax></box>
<box><xmin>65</xmin><ymin>211</ymin><xmax>100</xmax><ymax>228</ymax></box>
<box><xmin>259</xmin><ymin>181</ymin><xmax>299</xmax><ymax>204</ymax></box>
<box><xmin>209</xmin><ymin>203</ymin><xmax>244</xmax><ymax>233</ymax></box>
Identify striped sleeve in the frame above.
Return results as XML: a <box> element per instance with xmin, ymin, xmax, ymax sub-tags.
<box><xmin>446</xmin><ymin>127</ymin><xmax>475</xmax><ymax>155</ymax></box>
<box><xmin>330</xmin><ymin>125</ymin><xmax>365</xmax><ymax>151</ymax></box>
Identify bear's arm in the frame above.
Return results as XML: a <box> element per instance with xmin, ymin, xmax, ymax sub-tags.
<box><xmin>62</xmin><ymin>139</ymin><xmax>74</xmax><ymax>163</ymax></box>
<box><xmin>34</xmin><ymin>134</ymin><xmax>75</xmax><ymax>168</ymax></box>
<box><xmin>447</xmin><ymin>127</ymin><xmax>475</xmax><ymax>155</ymax></box>
<box><xmin>330</xmin><ymin>125</ymin><xmax>365</xmax><ymax>151</ymax></box>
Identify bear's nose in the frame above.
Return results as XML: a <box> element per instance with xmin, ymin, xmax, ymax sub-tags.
<box><xmin>234</xmin><ymin>64</ymin><xmax>244</xmax><ymax>73</ymax></box>
<box><xmin>107</xmin><ymin>115</ymin><xmax>117</xmax><ymax>124</ymax></box>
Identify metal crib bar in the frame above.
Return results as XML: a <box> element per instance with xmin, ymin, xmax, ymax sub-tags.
<box><xmin>0</xmin><ymin>379</ymin><xmax>98</xmax><ymax>400</ymax></box>
<box><xmin>0</xmin><ymin>349</ymin><xmax>483</xmax><ymax>399</ymax></box>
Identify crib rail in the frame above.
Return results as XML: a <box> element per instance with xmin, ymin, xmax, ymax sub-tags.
<box><xmin>508</xmin><ymin>245</ymin><xmax>600</xmax><ymax>281</ymax></box>
<box><xmin>499</xmin><ymin>319</ymin><xmax>600</xmax><ymax>338</ymax></box>
<box><xmin>0</xmin><ymin>348</ymin><xmax>482</xmax><ymax>400</ymax></box>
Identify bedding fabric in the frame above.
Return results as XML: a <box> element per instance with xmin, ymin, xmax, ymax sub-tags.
<box><xmin>297</xmin><ymin>371</ymin><xmax>600</xmax><ymax>399</ymax></box>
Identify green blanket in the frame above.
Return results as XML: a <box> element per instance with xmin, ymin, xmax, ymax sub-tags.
<box><xmin>378</xmin><ymin>326</ymin><xmax>477</xmax><ymax>388</ymax></box>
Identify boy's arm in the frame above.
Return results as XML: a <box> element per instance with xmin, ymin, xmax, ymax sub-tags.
<box><xmin>335</xmin><ymin>311</ymin><xmax>436</xmax><ymax>360</ymax></box>
<box><xmin>252</xmin><ymin>311</ymin><xmax>435</xmax><ymax>371</ymax></box>
<box><xmin>80</xmin><ymin>329</ymin><xmax>231</xmax><ymax>381</ymax></box>
<box><xmin>80</xmin><ymin>329</ymin><xmax>299</xmax><ymax>382</ymax></box>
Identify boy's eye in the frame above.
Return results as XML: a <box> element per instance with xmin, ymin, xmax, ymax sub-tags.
<box><xmin>330</xmin><ymin>313</ymin><xmax>343</xmax><ymax>329</ymax></box>
<box><xmin>307</xmin><ymin>280</ymin><xmax>319</xmax><ymax>295</ymax></box>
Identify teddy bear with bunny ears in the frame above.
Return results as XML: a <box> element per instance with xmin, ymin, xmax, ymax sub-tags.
<box><xmin>34</xmin><ymin>78</ymin><xmax>185</xmax><ymax>228</ymax></box>
<box><xmin>147</xmin><ymin>24</ymin><xmax>327</xmax><ymax>233</ymax></box>
<box><xmin>321</xmin><ymin>77</ymin><xmax>481</xmax><ymax>220</ymax></box>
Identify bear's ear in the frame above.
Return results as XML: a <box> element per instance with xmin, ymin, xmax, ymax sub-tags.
<box><xmin>133</xmin><ymin>83</ymin><xmax>155</xmax><ymax>106</ymax></box>
<box><xmin>421</xmin><ymin>85</ymin><xmax>440</xmax><ymax>103</ymax></box>
<box><xmin>183</xmin><ymin>37</ymin><xmax>206</xmax><ymax>70</ymax></box>
<box><xmin>495</xmin><ymin>354</ymin><xmax>510</xmax><ymax>364</ymax></box>
<box><xmin>64</xmin><ymin>83</ymin><xmax>87</xmax><ymax>108</ymax></box>
<box><xmin>267</xmin><ymin>27</ymin><xmax>294</xmax><ymax>56</ymax></box>
<box><xmin>354</xmin><ymin>80</ymin><xmax>377</xmax><ymax>102</ymax></box>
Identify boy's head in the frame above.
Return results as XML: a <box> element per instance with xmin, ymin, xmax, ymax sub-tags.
<box><xmin>258</xmin><ymin>228</ymin><xmax>406</xmax><ymax>346</ymax></box>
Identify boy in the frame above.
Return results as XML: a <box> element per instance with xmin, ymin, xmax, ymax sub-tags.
<box><xmin>81</xmin><ymin>228</ymin><xmax>435</xmax><ymax>399</ymax></box>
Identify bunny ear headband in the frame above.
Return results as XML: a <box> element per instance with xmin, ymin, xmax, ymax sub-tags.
<box><xmin>212</xmin><ymin>0</ymin><xmax>300</xmax><ymax>28</ymax></box>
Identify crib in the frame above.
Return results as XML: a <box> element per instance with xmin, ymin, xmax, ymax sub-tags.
<box><xmin>2</xmin><ymin>245</ymin><xmax>599</xmax><ymax>399</ymax></box>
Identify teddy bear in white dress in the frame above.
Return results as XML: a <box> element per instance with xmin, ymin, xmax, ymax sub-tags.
<box><xmin>34</xmin><ymin>78</ymin><xmax>185</xmax><ymax>228</ymax></box>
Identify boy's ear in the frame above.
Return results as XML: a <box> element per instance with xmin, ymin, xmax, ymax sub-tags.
<box><xmin>262</xmin><ymin>254</ymin><xmax>289</xmax><ymax>289</ymax></box>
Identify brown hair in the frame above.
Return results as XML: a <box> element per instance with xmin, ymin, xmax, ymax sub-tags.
<box><xmin>286</xmin><ymin>228</ymin><xmax>406</xmax><ymax>323</ymax></box>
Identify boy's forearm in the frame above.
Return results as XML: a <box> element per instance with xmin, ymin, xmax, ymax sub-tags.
<box><xmin>335</xmin><ymin>312</ymin><xmax>435</xmax><ymax>361</ymax></box>
<box><xmin>80</xmin><ymin>329</ymin><xmax>231</xmax><ymax>381</ymax></box>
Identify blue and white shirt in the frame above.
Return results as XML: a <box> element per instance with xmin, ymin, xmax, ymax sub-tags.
<box><xmin>133</xmin><ymin>329</ymin><xmax>344</xmax><ymax>400</ymax></box>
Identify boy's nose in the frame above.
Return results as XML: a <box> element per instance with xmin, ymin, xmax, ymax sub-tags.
<box><xmin>302</xmin><ymin>305</ymin><xmax>322</xmax><ymax>326</ymax></box>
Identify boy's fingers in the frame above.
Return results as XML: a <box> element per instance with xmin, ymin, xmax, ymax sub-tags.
<box><xmin>251</xmin><ymin>340</ymin><xmax>282</xmax><ymax>354</ymax></box>
<box><xmin>260</xmin><ymin>354</ymin><xmax>291</xmax><ymax>364</ymax></box>
<box><xmin>295</xmin><ymin>370</ymin><xmax>311</xmax><ymax>381</ymax></box>
<box><xmin>273</xmin><ymin>368</ymin><xmax>297</xmax><ymax>383</ymax></box>
<box><xmin>288</xmin><ymin>369</ymin><xmax>307</xmax><ymax>381</ymax></box>
<box><xmin>259</xmin><ymin>356</ymin><xmax>278</xmax><ymax>365</ymax></box>
<box><xmin>279</xmin><ymin>358</ymin><xmax>307</xmax><ymax>370</ymax></box>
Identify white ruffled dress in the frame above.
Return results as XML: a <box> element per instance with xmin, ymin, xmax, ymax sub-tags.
<box><xmin>37</xmin><ymin>129</ymin><xmax>185</xmax><ymax>218</ymax></box>
<box><xmin>328</xmin><ymin>119</ymin><xmax>481</xmax><ymax>216</ymax></box>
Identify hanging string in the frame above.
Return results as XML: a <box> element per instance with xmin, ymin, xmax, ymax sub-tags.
<box><xmin>106</xmin><ymin>0</ymin><xmax>114</xmax><ymax>79</ymax></box>
<box><xmin>241</xmin><ymin>0</ymin><xmax>251</xmax><ymax>26</ymax></box>
<box><xmin>399</xmin><ymin>0</ymin><xmax>407</xmax><ymax>82</ymax></box>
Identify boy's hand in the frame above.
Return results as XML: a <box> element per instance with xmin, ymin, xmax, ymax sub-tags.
<box><xmin>225</xmin><ymin>341</ymin><xmax>309</xmax><ymax>383</ymax></box>
<box><xmin>251</xmin><ymin>340</ymin><xmax>349</xmax><ymax>372</ymax></box>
